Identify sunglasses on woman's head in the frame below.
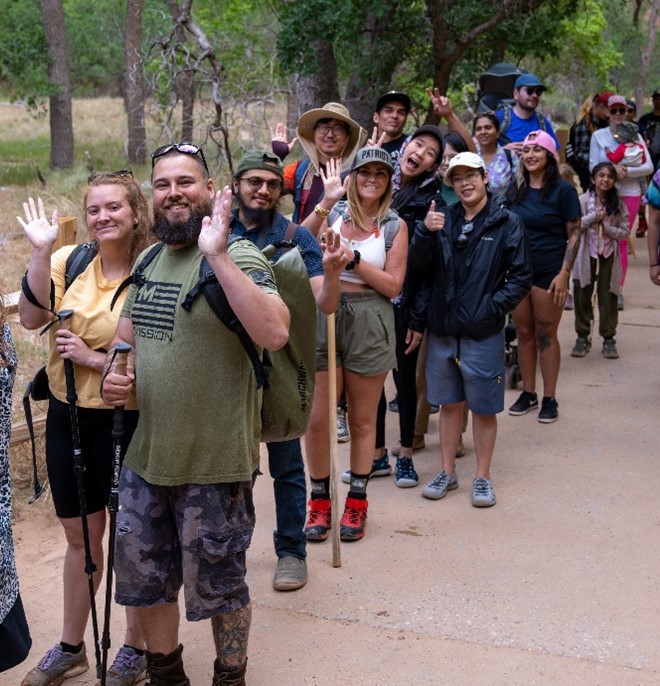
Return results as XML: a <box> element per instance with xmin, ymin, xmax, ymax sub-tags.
<box><xmin>151</xmin><ymin>143</ymin><xmax>209</xmax><ymax>173</ymax></box>
<box><xmin>87</xmin><ymin>169</ymin><xmax>133</xmax><ymax>184</ymax></box>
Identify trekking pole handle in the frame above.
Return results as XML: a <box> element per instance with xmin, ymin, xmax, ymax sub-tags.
<box><xmin>58</xmin><ymin>308</ymin><xmax>74</xmax><ymax>330</ymax></box>
<box><xmin>114</xmin><ymin>342</ymin><xmax>132</xmax><ymax>376</ymax></box>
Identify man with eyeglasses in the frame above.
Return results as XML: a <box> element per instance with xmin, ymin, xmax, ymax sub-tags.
<box><xmin>497</xmin><ymin>73</ymin><xmax>560</xmax><ymax>155</ymax></box>
<box><xmin>102</xmin><ymin>143</ymin><xmax>290</xmax><ymax>686</ymax></box>
<box><xmin>229</xmin><ymin>150</ymin><xmax>346</xmax><ymax>593</ymax></box>
<box><xmin>407</xmin><ymin>152</ymin><xmax>531</xmax><ymax>508</ymax></box>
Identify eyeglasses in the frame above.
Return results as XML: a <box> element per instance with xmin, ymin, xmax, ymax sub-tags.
<box><xmin>315</xmin><ymin>124</ymin><xmax>347</xmax><ymax>136</ymax></box>
<box><xmin>609</xmin><ymin>107</ymin><xmax>626</xmax><ymax>115</ymax></box>
<box><xmin>455</xmin><ymin>221</ymin><xmax>475</xmax><ymax>249</ymax></box>
<box><xmin>87</xmin><ymin>169</ymin><xmax>133</xmax><ymax>184</ymax></box>
<box><xmin>151</xmin><ymin>143</ymin><xmax>209</xmax><ymax>173</ymax></box>
<box><xmin>240</xmin><ymin>176</ymin><xmax>283</xmax><ymax>192</ymax></box>
<box><xmin>524</xmin><ymin>87</ymin><xmax>544</xmax><ymax>96</ymax></box>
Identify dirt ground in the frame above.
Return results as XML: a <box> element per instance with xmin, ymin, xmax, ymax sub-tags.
<box><xmin>3</xmin><ymin>246</ymin><xmax>660</xmax><ymax>686</ymax></box>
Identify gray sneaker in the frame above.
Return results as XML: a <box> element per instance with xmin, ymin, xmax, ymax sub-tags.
<box><xmin>571</xmin><ymin>337</ymin><xmax>591</xmax><ymax>357</ymax></box>
<box><xmin>602</xmin><ymin>338</ymin><xmax>619</xmax><ymax>359</ymax></box>
<box><xmin>22</xmin><ymin>643</ymin><xmax>88</xmax><ymax>686</ymax></box>
<box><xmin>273</xmin><ymin>556</ymin><xmax>308</xmax><ymax>591</ymax></box>
<box><xmin>471</xmin><ymin>477</ymin><xmax>497</xmax><ymax>507</ymax></box>
<box><xmin>336</xmin><ymin>407</ymin><xmax>350</xmax><ymax>443</ymax></box>
<box><xmin>99</xmin><ymin>646</ymin><xmax>147</xmax><ymax>686</ymax></box>
<box><xmin>421</xmin><ymin>470</ymin><xmax>458</xmax><ymax>500</ymax></box>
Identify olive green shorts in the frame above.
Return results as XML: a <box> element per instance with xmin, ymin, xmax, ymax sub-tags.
<box><xmin>316</xmin><ymin>290</ymin><xmax>396</xmax><ymax>376</ymax></box>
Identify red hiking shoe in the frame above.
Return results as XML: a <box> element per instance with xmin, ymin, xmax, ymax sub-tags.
<box><xmin>304</xmin><ymin>498</ymin><xmax>331</xmax><ymax>541</ymax></box>
<box><xmin>340</xmin><ymin>497</ymin><xmax>368</xmax><ymax>541</ymax></box>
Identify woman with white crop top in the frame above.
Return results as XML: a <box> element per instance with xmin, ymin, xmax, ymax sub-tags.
<box><xmin>303</xmin><ymin>146</ymin><xmax>408</xmax><ymax>542</ymax></box>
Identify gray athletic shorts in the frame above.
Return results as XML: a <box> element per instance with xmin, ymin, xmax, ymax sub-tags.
<box><xmin>426</xmin><ymin>330</ymin><xmax>505</xmax><ymax>415</ymax></box>
<box><xmin>114</xmin><ymin>467</ymin><xmax>255</xmax><ymax>621</ymax></box>
<box><xmin>316</xmin><ymin>290</ymin><xmax>396</xmax><ymax>376</ymax></box>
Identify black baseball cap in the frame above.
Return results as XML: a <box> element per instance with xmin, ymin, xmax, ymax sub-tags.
<box><xmin>376</xmin><ymin>91</ymin><xmax>411</xmax><ymax>114</ymax></box>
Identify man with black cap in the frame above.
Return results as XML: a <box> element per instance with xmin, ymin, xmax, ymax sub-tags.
<box><xmin>373</xmin><ymin>91</ymin><xmax>411</xmax><ymax>159</ymax></box>
<box><xmin>229</xmin><ymin>150</ymin><xmax>347</xmax><ymax>591</ymax></box>
<box><xmin>496</xmin><ymin>73</ymin><xmax>560</xmax><ymax>154</ymax></box>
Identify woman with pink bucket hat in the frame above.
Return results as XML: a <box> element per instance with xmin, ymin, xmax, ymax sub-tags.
<box><xmin>506</xmin><ymin>130</ymin><xmax>581</xmax><ymax>423</ymax></box>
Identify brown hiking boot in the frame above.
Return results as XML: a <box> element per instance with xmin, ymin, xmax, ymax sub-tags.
<box><xmin>212</xmin><ymin>660</ymin><xmax>247</xmax><ymax>686</ymax></box>
<box><xmin>145</xmin><ymin>644</ymin><xmax>190</xmax><ymax>686</ymax></box>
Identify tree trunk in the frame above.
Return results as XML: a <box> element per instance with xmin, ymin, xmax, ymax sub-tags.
<box><xmin>293</xmin><ymin>39</ymin><xmax>340</xmax><ymax>115</ymax></box>
<box><xmin>38</xmin><ymin>0</ymin><xmax>74</xmax><ymax>169</ymax></box>
<box><xmin>635</xmin><ymin>2</ymin><xmax>659</xmax><ymax>113</ymax></box>
<box><xmin>124</xmin><ymin>0</ymin><xmax>146</xmax><ymax>164</ymax></box>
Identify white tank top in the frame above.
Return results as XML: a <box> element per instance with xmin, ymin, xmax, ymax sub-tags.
<box><xmin>331</xmin><ymin>215</ymin><xmax>387</xmax><ymax>285</ymax></box>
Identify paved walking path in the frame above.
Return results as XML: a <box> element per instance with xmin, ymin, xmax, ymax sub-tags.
<box><xmin>5</xmin><ymin>244</ymin><xmax>659</xmax><ymax>685</ymax></box>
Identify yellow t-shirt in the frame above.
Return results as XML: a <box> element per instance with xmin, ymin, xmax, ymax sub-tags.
<box><xmin>47</xmin><ymin>245</ymin><xmax>137</xmax><ymax>410</ymax></box>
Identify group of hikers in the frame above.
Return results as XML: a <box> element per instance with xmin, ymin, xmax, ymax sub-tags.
<box><xmin>1</xmin><ymin>72</ymin><xmax>660</xmax><ymax>686</ymax></box>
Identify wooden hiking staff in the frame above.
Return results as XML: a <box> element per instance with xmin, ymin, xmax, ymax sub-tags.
<box><xmin>327</xmin><ymin>312</ymin><xmax>341</xmax><ymax>568</ymax></box>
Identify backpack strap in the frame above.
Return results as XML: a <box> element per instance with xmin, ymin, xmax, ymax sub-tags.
<box><xmin>181</xmin><ymin>248</ymin><xmax>268</xmax><ymax>389</ymax></box>
<box><xmin>498</xmin><ymin>106</ymin><xmax>512</xmax><ymax>145</ymax></box>
<box><xmin>65</xmin><ymin>242</ymin><xmax>98</xmax><ymax>289</ymax></box>
<box><xmin>110</xmin><ymin>242</ymin><xmax>165</xmax><ymax>310</ymax></box>
<box><xmin>383</xmin><ymin>213</ymin><xmax>401</xmax><ymax>251</ymax></box>
<box><xmin>504</xmin><ymin>148</ymin><xmax>515</xmax><ymax>172</ymax></box>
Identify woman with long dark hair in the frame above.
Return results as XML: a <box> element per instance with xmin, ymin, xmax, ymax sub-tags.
<box><xmin>570</xmin><ymin>162</ymin><xmax>629</xmax><ymax>359</ymax></box>
<box><xmin>19</xmin><ymin>173</ymin><xmax>151</xmax><ymax>686</ymax></box>
<box><xmin>507</xmin><ymin>131</ymin><xmax>581</xmax><ymax>423</ymax></box>
<box><xmin>473</xmin><ymin>111</ymin><xmax>518</xmax><ymax>196</ymax></box>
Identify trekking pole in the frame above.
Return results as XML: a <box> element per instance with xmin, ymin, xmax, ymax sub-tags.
<box><xmin>59</xmin><ymin>309</ymin><xmax>102</xmax><ymax>678</ymax></box>
<box><xmin>100</xmin><ymin>343</ymin><xmax>132</xmax><ymax>686</ymax></box>
<box><xmin>22</xmin><ymin>379</ymin><xmax>44</xmax><ymax>503</ymax></box>
<box><xmin>327</xmin><ymin>312</ymin><xmax>341</xmax><ymax>568</ymax></box>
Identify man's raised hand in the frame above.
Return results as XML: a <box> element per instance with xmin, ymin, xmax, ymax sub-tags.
<box><xmin>199</xmin><ymin>186</ymin><xmax>233</xmax><ymax>257</ymax></box>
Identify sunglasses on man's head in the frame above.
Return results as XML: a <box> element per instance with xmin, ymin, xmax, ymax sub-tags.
<box><xmin>609</xmin><ymin>107</ymin><xmax>626</xmax><ymax>115</ymax></box>
<box><xmin>151</xmin><ymin>143</ymin><xmax>209</xmax><ymax>173</ymax></box>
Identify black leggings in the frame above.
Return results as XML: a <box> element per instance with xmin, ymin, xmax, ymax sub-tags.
<box><xmin>46</xmin><ymin>396</ymin><xmax>138</xmax><ymax>519</ymax></box>
<box><xmin>376</xmin><ymin>306</ymin><xmax>420</xmax><ymax>450</ymax></box>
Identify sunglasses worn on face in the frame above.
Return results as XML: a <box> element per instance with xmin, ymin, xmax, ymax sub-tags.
<box><xmin>524</xmin><ymin>87</ymin><xmax>544</xmax><ymax>96</ymax></box>
<box><xmin>240</xmin><ymin>176</ymin><xmax>283</xmax><ymax>192</ymax></box>
<box><xmin>88</xmin><ymin>169</ymin><xmax>133</xmax><ymax>184</ymax></box>
<box><xmin>609</xmin><ymin>107</ymin><xmax>626</xmax><ymax>115</ymax></box>
<box><xmin>151</xmin><ymin>143</ymin><xmax>209</xmax><ymax>173</ymax></box>
<box><xmin>455</xmin><ymin>221</ymin><xmax>475</xmax><ymax>249</ymax></box>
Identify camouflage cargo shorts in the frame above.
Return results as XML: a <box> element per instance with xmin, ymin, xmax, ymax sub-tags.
<box><xmin>114</xmin><ymin>467</ymin><xmax>255</xmax><ymax>621</ymax></box>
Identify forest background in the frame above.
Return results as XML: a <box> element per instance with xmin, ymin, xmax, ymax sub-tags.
<box><xmin>0</xmin><ymin>0</ymin><xmax>658</xmax><ymax>183</ymax></box>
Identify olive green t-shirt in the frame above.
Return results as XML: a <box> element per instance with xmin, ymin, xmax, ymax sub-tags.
<box><xmin>121</xmin><ymin>240</ymin><xmax>278</xmax><ymax>485</ymax></box>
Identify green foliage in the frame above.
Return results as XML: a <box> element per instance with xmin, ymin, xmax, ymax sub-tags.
<box><xmin>0</xmin><ymin>0</ymin><xmax>49</xmax><ymax>105</ymax></box>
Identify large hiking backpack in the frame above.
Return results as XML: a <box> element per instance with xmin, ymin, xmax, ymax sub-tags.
<box><xmin>115</xmin><ymin>233</ymin><xmax>316</xmax><ymax>443</ymax></box>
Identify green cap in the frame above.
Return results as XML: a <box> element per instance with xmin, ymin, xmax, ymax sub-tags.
<box><xmin>235</xmin><ymin>151</ymin><xmax>284</xmax><ymax>178</ymax></box>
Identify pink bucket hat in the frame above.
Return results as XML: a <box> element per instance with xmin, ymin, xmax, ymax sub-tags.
<box><xmin>522</xmin><ymin>130</ymin><xmax>558</xmax><ymax>160</ymax></box>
